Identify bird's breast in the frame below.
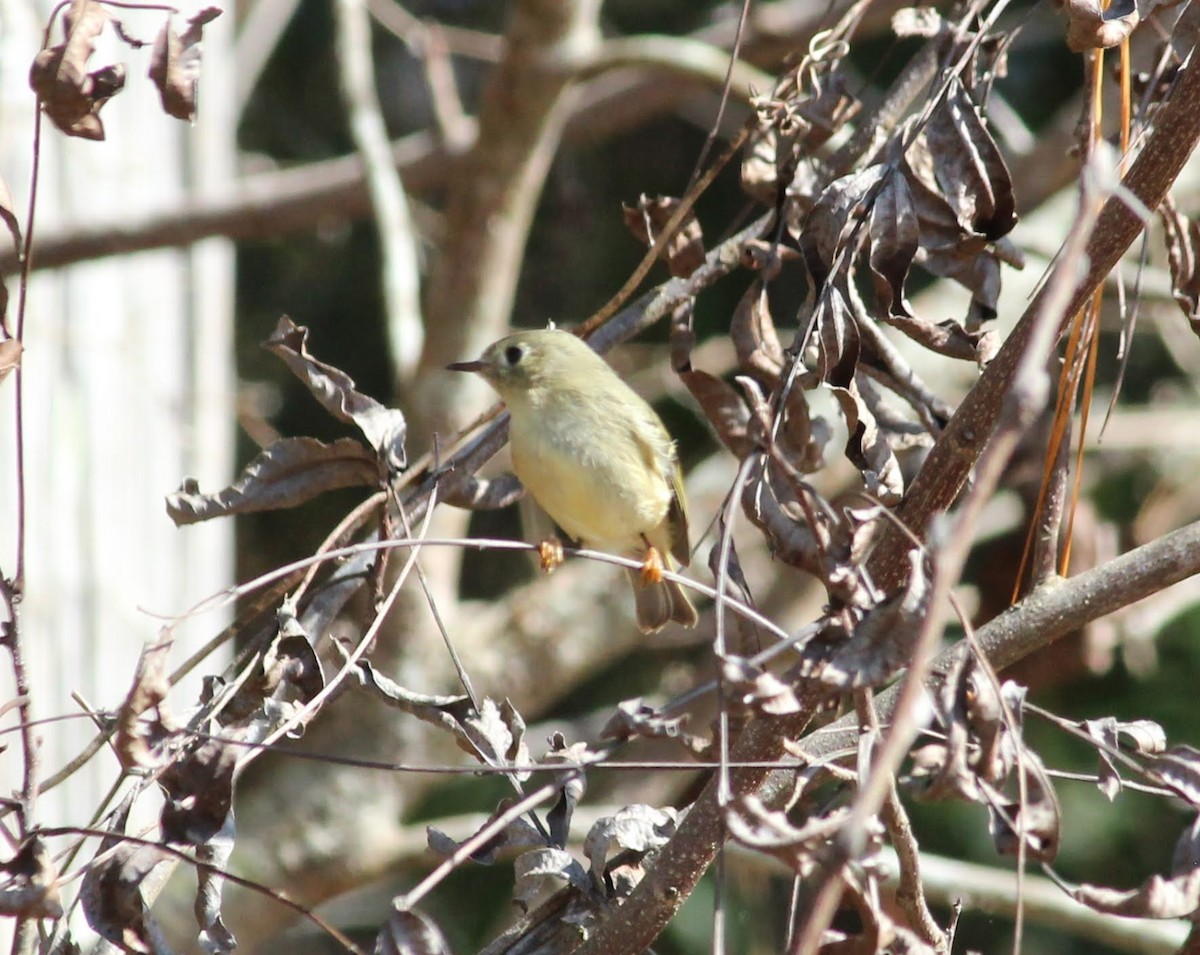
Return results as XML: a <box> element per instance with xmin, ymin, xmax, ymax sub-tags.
<box><xmin>509</xmin><ymin>408</ymin><xmax>670</xmax><ymax>551</ymax></box>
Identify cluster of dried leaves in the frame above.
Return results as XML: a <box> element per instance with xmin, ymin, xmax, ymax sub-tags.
<box><xmin>8</xmin><ymin>0</ymin><xmax>1200</xmax><ymax>953</ymax></box>
<box><xmin>30</xmin><ymin>0</ymin><xmax>221</xmax><ymax>140</ymax></box>
<box><xmin>0</xmin><ymin>0</ymin><xmax>222</xmax><ymax>391</ymax></box>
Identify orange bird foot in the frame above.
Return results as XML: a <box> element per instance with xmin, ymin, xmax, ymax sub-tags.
<box><xmin>640</xmin><ymin>546</ymin><xmax>665</xmax><ymax>586</ymax></box>
<box><xmin>537</xmin><ymin>538</ymin><xmax>565</xmax><ymax>573</ymax></box>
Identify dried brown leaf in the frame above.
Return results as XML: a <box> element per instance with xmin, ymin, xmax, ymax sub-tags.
<box><xmin>924</xmin><ymin>77</ymin><xmax>1016</xmax><ymax>241</ymax></box>
<box><xmin>427</xmin><ymin>799</ymin><xmax>545</xmax><ymax>865</ymax></box>
<box><xmin>583</xmin><ymin>805</ymin><xmax>677</xmax><ymax>889</ymax></box>
<box><xmin>1146</xmin><ymin>745</ymin><xmax>1200</xmax><ymax>807</ymax></box>
<box><xmin>741</xmin><ymin>458</ymin><xmax>831</xmax><ymax>583</ymax></box>
<box><xmin>799</xmin><ymin>166</ymin><xmax>888</xmax><ymax>291</ymax></box>
<box><xmin>1084</xmin><ymin>716</ymin><xmax>1167</xmax><ymax>800</ymax></box>
<box><xmin>601</xmin><ymin>699</ymin><xmax>708</xmax><ymax>756</ymax></box>
<box><xmin>1064</xmin><ymin>0</ymin><xmax>1139</xmax><ymax>52</ymax></box>
<box><xmin>265</xmin><ymin>316</ymin><xmax>407</xmax><ymax>471</ymax></box>
<box><xmin>376</xmin><ymin>905</ymin><xmax>453</xmax><ymax>955</ymax></box>
<box><xmin>815</xmin><ymin>291</ymin><xmax>904</xmax><ymax>502</ymax></box>
<box><xmin>813</xmin><ymin>549</ymin><xmax>928</xmax><ymax>687</ymax></box>
<box><xmin>722</xmin><ymin>656</ymin><xmax>805</xmax><ymax>716</ymax></box>
<box><xmin>724</xmin><ymin>793</ymin><xmax>853</xmax><ymax>874</ymax></box>
<box><xmin>679</xmin><ymin>367</ymin><xmax>755</xmax><ymax>459</ymax></box>
<box><xmin>1069</xmin><ymin>868</ymin><xmax>1200</xmax><ymax>919</ymax></box>
<box><xmin>621</xmin><ymin>194</ymin><xmax>705</xmax><ymax>278</ymax></box>
<box><xmin>988</xmin><ymin>749</ymin><xmax>1061</xmax><ymax>863</ymax></box>
<box><xmin>868</xmin><ymin>169</ymin><xmax>919</xmax><ymax>318</ymax></box>
<box><xmin>114</xmin><ymin>640</ymin><xmax>175</xmax><ymax>770</ymax></box>
<box><xmin>29</xmin><ymin>0</ymin><xmax>125</xmax><ymax>140</ymax></box>
<box><xmin>881</xmin><ymin>313</ymin><xmax>996</xmax><ymax>364</ymax></box>
<box><xmin>80</xmin><ymin>839</ymin><xmax>168</xmax><ymax>954</ymax></box>
<box><xmin>353</xmin><ymin>661</ymin><xmax>531</xmax><ymax>776</ymax></box>
<box><xmin>166</xmin><ymin>436</ymin><xmax>380</xmax><ymax>526</ymax></box>
<box><xmin>1160</xmin><ymin>195</ymin><xmax>1200</xmax><ymax>337</ymax></box>
<box><xmin>0</xmin><ymin>838</ymin><xmax>63</xmax><ymax>919</ymax></box>
<box><xmin>148</xmin><ymin>8</ymin><xmax>221</xmax><ymax>122</ymax></box>
<box><xmin>816</xmin><ymin>286</ymin><xmax>861</xmax><ymax>388</ymax></box>
<box><xmin>730</xmin><ymin>280</ymin><xmax>786</xmax><ymax>383</ymax></box>
<box><xmin>513</xmin><ymin>849</ymin><xmax>589</xmax><ymax>912</ymax></box>
<box><xmin>0</xmin><ymin>174</ymin><xmax>22</xmax><ymax>253</ymax></box>
<box><xmin>0</xmin><ymin>340</ymin><xmax>23</xmax><ymax>387</ymax></box>
<box><xmin>900</xmin><ymin>150</ymin><xmax>1007</xmax><ymax>321</ymax></box>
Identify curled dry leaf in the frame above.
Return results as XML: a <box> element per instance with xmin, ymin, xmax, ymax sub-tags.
<box><xmin>543</xmin><ymin>733</ymin><xmax>589</xmax><ymax>848</ymax></box>
<box><xmin>724</xmin><ymin>793</ymin><xmax>854</xmax><ymax>875</ymax></box>
<box><xmin>1068</xmin><ymin>867</ymin><xmax>1200</xmax><ymax>920</ymax></box>
<box><xmin>798</xmin><ymin>166</ymin><xmax>888</xmax><ymax>291</ymax></box>
<box><xmin>208</xmin><ymin>604</ymin><xmax>324</xmax><ymax>727</ymax></box>
<box><xmin>29</xmin><ymin>0</ymin><xmax>126</xmax><ymax>140</ymax></box>
<box><xmin>728</xmin><ymin>283</ymin><xmax>826</xmax><ymax>478</ymax></box>
<box><xmin>901</xmin><ymin>104</ymin><xmax>1017</xmax><ymax>324</ymax></box>
<box><xmin>922</xmin><ymin>76</ymin><xmax>1016</xmax><ymax>243</ymax></box>
<box><xmin>1064</xmin><ymin>0</ymin><xmax>1139</xmax><ymax>52</ymax></box>
<box><xmin>513</xmin><ymin>848</ymin><xmax>589</xmax><ymax>912</ymax></box>
<box><xmin>621</xmin><ymin>195</ymin><xmax>705</xmax><ymax>278</ymax></box>
<box><xmin>265</xmin><ymin>316</ymin><xmax>408</xmax><ymax>472</ymax></box>
<box><xmin>722</xmin><ymin>656</ymin><xmax>806</xmax><ymax>716</ymax></box>
<box><xmin>881</xmin><ymin>313</ymin><xmax>997</xmax><ymax>364</ymax></box>
<box><xmin>193</xmin><ymin>817</ymin><xmax>236</xmax><ymax>953</ymax></box>
<box><xmin>0</xmin><ymin>340</ymin><xmax>22</xmax><ymax>386</ymax></box>
<box><xmin>677</xmin><ymin>367</ymin><xmax>756</xmax><ymax>459</ymax></box>
<box><xmin>583</xmin><ymin>805</ymin><xmax>677</xmax><ymax>893</ymax></box>
<box><xmin>815</xmin><ymin>290</ymin><xmax>904</xmax><ymax>503</ymax></box>
<box><xmin>159</xmin><ymin>737</ymin><xmax>239</xmax><ymax>846</ymax></box>
<box><xmin>351</xmin><ymin>659</ymin><xmax>531</xmax><ymax>777</ymax></box>
<box><xmin>80</xmin><ymin>838</ymin><xmax>169</xmax><ymax>955</ymax></box>
<box><xmin>730</xmin><ymin>280</ymin><xmax>786</xmax><ymax>384</ymax></box>
<box><xmin>810</xmin><ymin>548</ymin><xmax>928</xmax><ymax>688</ymax></box>
<box><xmin>1145</xmin><ymin>745</ymin><xmax>1200</xmax><ymax>807</ymax></box>
<box><xmin>601</xmin><ymin>699</ymin><xmax>709</xmax><ymax>757</ymax></box>
<box><xmin>375</xmin><ymin>904</ymin><xmax>452</xmax><ymax>955</ymax></box>
<box><xmin>427</xmin><ymin>798</ymin><xmax>545</xmax><ymax>865</ymax></box>
<box><xmin>148</xmin><ymin>8</ymin><xmax>222</xmax><ymax>122</ymax></box>
<box><xmin>1084</xmin><ymin>716</ymin><xmax>1167</xmax><ymax>801</ymax></box>
<box><xmin>908</xmin><ymin>656</ymin><xmax>1029</xmax><ymax>804</ymax></box>
<box><xmin>114</xmin><ymin>639</ymin><xmax>176</xmax><ymax>770</ymax></box>
<box><xmin>741</xmin><ymin>456</ymin><xmax>837</xmax><ymax>588</ymax></box>
<box><xmin>868</xmin><ymin>166</ymin><xmax>919</xmax><ymax>319</ymax></box>
<box><xmin>0</xmin><ymin>837</ymin><xmax>63</xmax><ymax>919</ymax></box>
<box><xmin>165</xmin><ymin>436</ymin><xmax>381</xmax><ymax>526</ymax></box>
<box><xmin>987</xmin><ymin>748</ymin><xmax>1062</xmax><ymax>864</ymax></box>
<box><xmin>0</xmin><ymin>174</ymin><xmax>22</xmax><ymax>254</ymax></box>
<box><xmin>1160</xmin><ymin>195</ymin><xmax>1200</xmax><ymax>337</ymax></box>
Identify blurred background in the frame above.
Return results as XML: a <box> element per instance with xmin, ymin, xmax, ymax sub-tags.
<box><xmin>3</xmin><ymin>0</ymin><xmax>1200</xmax><ymax>952</ymax></box>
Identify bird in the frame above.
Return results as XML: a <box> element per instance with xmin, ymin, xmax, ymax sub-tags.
<box><xmin>448</xmin><ymin>328</ymin><xmax>698</xmax><ymax>632</ymax></box>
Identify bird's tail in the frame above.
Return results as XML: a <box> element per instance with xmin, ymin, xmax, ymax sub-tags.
<box><xmin>628</xmin><ymin>569</ymin><xmax>698</xmax><ymax>633</ymax></box>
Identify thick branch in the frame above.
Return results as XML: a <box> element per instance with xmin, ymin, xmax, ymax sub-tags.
<box><xmin>867</xmin><ymin>10</ymin><xmax>1200</xmax><ymax>594</ymax></box>
<box><xmin>413</xmin><ymin>0</ymin><xmax>601</xmax><ymax>433</ymax></box>
<box><xmin>799</xmin><ymin>518</ymin><xmax>1200</xmax><ymax>766</ymax></box>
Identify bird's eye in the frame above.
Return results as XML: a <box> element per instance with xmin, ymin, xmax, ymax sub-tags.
<box><xmin>503</xmin><ymin>345</ymin><xmax>524</xmax><ymax>366</ymax></box>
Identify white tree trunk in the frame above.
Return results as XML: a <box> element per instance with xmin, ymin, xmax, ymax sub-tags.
<box><xmin>0</xmin><ymin>0</ymin><xmax>235</xmax><ymax>944</ymax></box>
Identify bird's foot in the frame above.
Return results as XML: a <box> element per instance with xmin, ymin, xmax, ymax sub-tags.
<box><xmin>640</xmin><ymin>545</ymin><xmax>665</xmax><ymax>586</ymax></box>
<box><xmin>537</xmin><ymin>538</ymin><xmax>565</xmax><ymax>573</ymax></box>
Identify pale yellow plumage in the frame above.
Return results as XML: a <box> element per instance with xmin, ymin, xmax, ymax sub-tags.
<box><xmin>448</xmin><ymin>328</ymin><xmax>696</xmax><ymax>632</ymax></box>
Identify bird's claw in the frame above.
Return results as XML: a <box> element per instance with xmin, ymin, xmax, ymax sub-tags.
<box><xmin>537</xmin><ymin>538</ymin><xmax>565</xmax><ymax>573</ymax></box>
<box><xmin>640</xmin><ymin>546</ymin><xmax>665</xmax><ymax>586</ymax></box>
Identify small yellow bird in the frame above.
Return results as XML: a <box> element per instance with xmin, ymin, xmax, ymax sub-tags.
<box><xmin>448</xmin><ymin>328</ymin><xmax>698</xmax><ymax>632</ymax></box>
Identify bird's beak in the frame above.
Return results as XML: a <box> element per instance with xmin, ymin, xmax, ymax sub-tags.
<box><xmin>446</xmin><ymin>359</ymin><xmax>486</xmax><ymax>373</ymax></box>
